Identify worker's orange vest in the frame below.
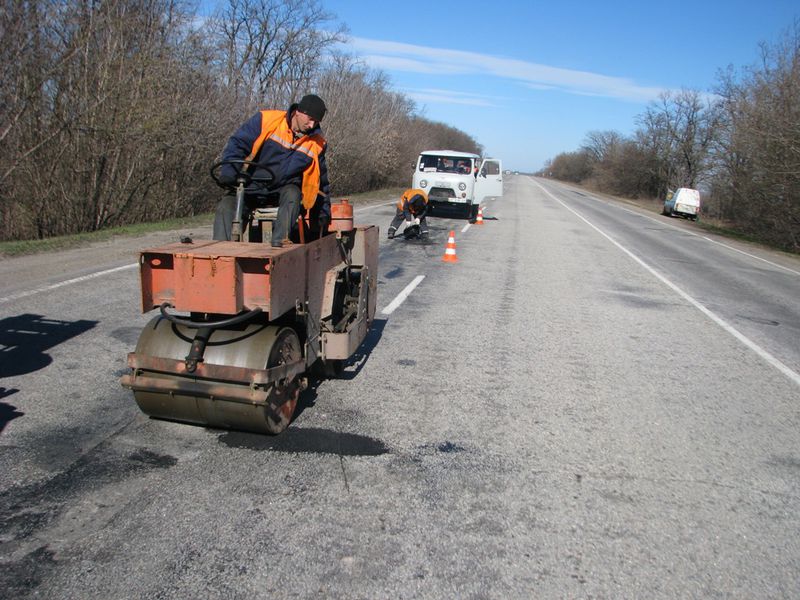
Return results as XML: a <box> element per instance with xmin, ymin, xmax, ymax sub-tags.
<box><xmin>397</xmin><ymin>188</ymin><xmax>428</xmax><ymax>212</ymax></box>
<box><xmin>245</xmin><ymin>110</ymin><xmax>327</xmax><ymax>210</ymax></box>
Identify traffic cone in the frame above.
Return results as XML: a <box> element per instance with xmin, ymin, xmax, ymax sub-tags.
<box><xmin>475</xmin><ymin>206</ymin><xmax>484</xmax><ymax>225</ymax></box>
<box><xmin>442</xmin><ymin>230</ymin><xmax>458</xmax><ymax>263</ymax></box>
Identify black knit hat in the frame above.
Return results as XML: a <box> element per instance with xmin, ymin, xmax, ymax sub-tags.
<box><xmin>297</xmin><ymin>94</ymin><xmax>326</xmax><ymax>122</ymax></box>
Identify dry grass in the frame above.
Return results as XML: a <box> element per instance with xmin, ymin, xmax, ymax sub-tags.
<box><xmin>0</xmin><ymin>188</ymin><xmax>403</xmax><ymax>258</ymax></box>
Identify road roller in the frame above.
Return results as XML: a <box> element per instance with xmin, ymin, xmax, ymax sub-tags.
<box><xmin>120</xmin><ymin>161</ymin><xmax>378</xmax><ymax>434</ymax></box>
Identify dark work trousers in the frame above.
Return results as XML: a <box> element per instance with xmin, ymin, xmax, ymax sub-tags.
<box><xmin>212</xmin><ymin>184</ymin><xmax>302</xmax><ymax>246</ymax></box>
<box><xmin>388</xmin><ymin>209</ymin><xmax>428</xmax><ymax>237</ymax></box>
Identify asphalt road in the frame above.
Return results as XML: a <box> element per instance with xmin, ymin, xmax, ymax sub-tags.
<box><xmin>1</xmin><ymin>177</ymin><xmax>799</xmax><ymax>599</ymax></box>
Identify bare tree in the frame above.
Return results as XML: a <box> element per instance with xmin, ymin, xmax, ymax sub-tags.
<box><xmin>209</xmin><ymin>0</ymin><xmax>344</xmax><ymax>108</ymax></box>
<box><xmin>637</xmin><ymin>89</ymin><xmax>721</xmax><ymax>193</ymax></box>
<box><xmin>543</xmin><ymin>22</ymin><xmax>798</xmax><ymax>251</ymax></box>
<box><xmin>0</xmin><ymin>0</ymin><xmax>228</xmax><ymax>240</ymax></box>
<box><xmin>0</xmin><ymin>0</ymin><xmax>487</xmax><ymax>242</ymax></box>
<box><xmin>318</xmin><ymin>55</ymin><xmax>425</xmax><ymax>193</ymax></box>
<box><xmin>712</xmin><ymin>23</ymin><xmax>800</xmax><ymax>250</ymax></box>
<box><xmin>316</xmin><ymin>52</ymin><xmax>484</xmax><ymax>195</ymax></box>
<box><xmin>582</xmin><ymin>130</ymin><xmax>624</xmax><ymax>164</ymax></box>
<box><xmin>547</xmin><ymin>150</ymin><xmax>593</xmax><ymax>183</ymax></box>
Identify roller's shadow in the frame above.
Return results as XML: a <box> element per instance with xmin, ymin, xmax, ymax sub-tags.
<box><xmin>293</xmin><ymin>318</ymin><xmax>387</xmax><ymax>420</ymax></box>
<box><xmin>0</xmin><ymin>314</ymin><xmax>98</xmax><ymax>379</ymax></box>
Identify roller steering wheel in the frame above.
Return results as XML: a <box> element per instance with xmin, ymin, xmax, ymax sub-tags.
<box><xmin>210</xmin><ymin>159</ymin><xmax>275</xmax><ymax>192</ymax></box>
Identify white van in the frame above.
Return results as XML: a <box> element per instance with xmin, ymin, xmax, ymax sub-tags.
<box><xmin>662</xmin><ymin>187</ymin><xmax>701</xmax><ymax>221</ymax></box>
<box><xmin>412</xmin><ymin>150</ymin><xmax>503</xmax><ymax>219</ymax></box>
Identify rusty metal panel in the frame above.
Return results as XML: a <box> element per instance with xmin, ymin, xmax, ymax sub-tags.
<box><xmin>351</xmin><ymin>226</ymin><xmax>379</xmax><ymax>322</ymax></box>
<box><xmin>320</xmin><ymin>267</ymin><xmax>341</xmax><ymax>321</ymax></box>
<box><xmin>350</xmin><ymin>225</ymin><xmax>378</xmax><ymax>269</ymax></box>
<box><xmin>305</xmin><ymin>235</ymin><xmax>343</xmax><ymax>362</ymax></box>
<box><xmin>316</xmin><ymin>227</ymin><xmax>378</xmax><ymax>360</ymax></box>
<box><xmin>137</xmin><ymin>240</ymin><xmax>312</xmax><ymax>317</ymax></box>
<box><xmin>140</xmin><ymin>252</ymin><xmax>175</xmax><ymax>311</ymax></box>
<box><xmin>239</xmin><ymin>257</ymin><xmax>272</xmax><ymax>310</ymax></box>
<box><xmin>321</xmin><ymin>331</ymin><xmax>350</xmax><ymax>359</ymax></box>
<box><xmin>125</xmin><ymin>353</ymin><xmax>306</xmax><ymax>386</ymax></box>
<box><xmin>122</xmin><ymin>373</ymin><xmax>267</xmax><ymax>405</ymax></box>
<box><xmin>264</xmin><ymin>245</ymin><xmax>307</xmax><ymax>316</ymax></box>
<box><xmin>140</xmin><ymin>241</ymin><xmax>238</xmax><ymax>312</ymax></box>
<box><xmin>321</xmin><ymin>313</ymin><xmax>368</xmax><ymax>359</ymax></box>
<box><xmin>173</xmin><ymin>253</ymin><xmax>242</xmax><ymax>314</ymax></box>
<box><xmin>307</xmin><ymin>235</ymin><xmax>343</xmax><ymax>316</ymax></box>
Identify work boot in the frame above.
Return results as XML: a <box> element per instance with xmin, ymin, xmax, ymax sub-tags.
<box><xmin>387</xmin><ymin>227</ymin><xmax>396</xmax><ymax>239</ymax></box>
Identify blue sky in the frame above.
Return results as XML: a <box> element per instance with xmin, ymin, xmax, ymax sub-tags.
<box><xmin>319</xmin><ymin>0</ymin><xmax>798</xmax><ymax>171</ymax></box>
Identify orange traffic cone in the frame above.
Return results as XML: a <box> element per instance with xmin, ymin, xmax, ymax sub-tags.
<box><xmin>442</xmin><ymin>230</ymin><xmax>458</xmax><ymax>263</ymax></box>
<box><xmin>475</xmin><ymin>206</ymin><xmax>484</xmax><ymax>225</ymax></box>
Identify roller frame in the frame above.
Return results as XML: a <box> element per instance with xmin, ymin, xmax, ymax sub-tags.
<box><xmin>121</xmin><ymin>224</ymin><xmax>378</xmax><ymax>434</ymax></box>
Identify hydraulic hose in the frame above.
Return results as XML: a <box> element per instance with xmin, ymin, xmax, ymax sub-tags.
<box><xmin>158</xmin><ymin>302</ymin><xmax>262</xmax><ymax>329</ymax></box>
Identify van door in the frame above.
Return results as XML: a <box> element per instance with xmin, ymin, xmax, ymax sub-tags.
<box><xmin>475</xmin><ymin>159</ymin><xmax>503</xmax><ymax>201</ymax></box>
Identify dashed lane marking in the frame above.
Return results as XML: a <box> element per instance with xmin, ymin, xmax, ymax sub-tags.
<box><xmin>381</xmin><ymin>275</ymin><xmax>425</xmax><ymax>315</ymax></box>
<box><xmin>1</xmin><ymin>263</ymin><xmax>138</xmax><ymax>304</ymax></box>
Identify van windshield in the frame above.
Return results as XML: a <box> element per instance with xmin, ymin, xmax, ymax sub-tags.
<box><xmin>419</xmin><ymin>155</ymin><xmax>473</xmax><ymax>175</ymax></box>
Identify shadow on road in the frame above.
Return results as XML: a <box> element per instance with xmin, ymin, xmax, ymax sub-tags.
<box><xmin>291</xmin><ymin>318</ymin><xmax>387</xmax><ymax>423</ymax></box>
<box><xmin>0</xmin><ymin>399</ymin><xmax>23</xmax><ymax>434</ymax></box>
<box><xmin>336</xmin><ymin>317</ymin><xmax>387</xmax><ymax>381</ymax></box>
<box><xmin>213</xmin><ymin>319</ymin><xmax>390</xmax><ymax>453</ymax></box>
<box><xmin>0</xmin><ymin>313</ymin><xmax>98</xmax><ymax>379</ymax></box>
<box><xmin>218</xmin><ymin>426</ymin><xmax>390</xmax><ymax>455</ymax></box>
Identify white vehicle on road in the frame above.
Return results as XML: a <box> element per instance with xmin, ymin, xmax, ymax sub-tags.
<box><xmin>662</xmin><ymin>187</ymin><xmax>701</xmax><ymax>221</ymax></box>
<box><xmin>412</xmin><ymin>150</ymin><xmax>503</xmax><ymax>219</ymax></box>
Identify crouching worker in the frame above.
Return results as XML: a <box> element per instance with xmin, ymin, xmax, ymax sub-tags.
<box><xmin>388</xmin><ymin>188</ymin><xmax>429</xmax><ymax>240</ymax></box>
<box><xmin>213</xmin><ymin>94</ymin><xmax>330</xmax><ymax>246</ymax></box>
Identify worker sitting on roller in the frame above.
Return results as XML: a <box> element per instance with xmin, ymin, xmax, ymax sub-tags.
<box><xmin>213</xmin><ymin>94</ymin><xmax>330</xmax><ymax>247</ymax></box>
<box><xmin>387</xmin><ymin>188</ymin><xmax>429</xmax><ymax>240</ymax></box>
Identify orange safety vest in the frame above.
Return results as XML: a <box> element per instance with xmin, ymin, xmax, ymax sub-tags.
<box><xmin>397</xmin><ymin>188</ymin><xmax>428</xmax><ymax>213</ymax></box>
<box><xmin>244</xmin><ymin>110</ymin><xmax>327</xmax><ymax>210</ymax></box>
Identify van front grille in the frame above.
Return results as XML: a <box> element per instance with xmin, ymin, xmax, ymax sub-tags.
<box><xmin>428</xmin><ymin>187</ymin><xmax>455</xmax><ymax>199</ymax></box>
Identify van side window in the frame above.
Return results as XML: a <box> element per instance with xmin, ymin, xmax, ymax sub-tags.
<box><xmin>484</xmin><ymin>161</ymin><xmax>500</xmax><ymax>175</ymax></box>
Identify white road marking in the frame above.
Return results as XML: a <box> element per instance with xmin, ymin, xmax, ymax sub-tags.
<box><xmin>532</xmin><ymin>179</ymin><xmax>800</xmax><ymax>389</ymax></box>
<box><xmin>381</xmin><ymin>275</ymin><xmax>425</xmax><ymax>315</ymax></box>
<box><xmin>0</xmin><ymin>263</ymin><xmax>138</xmax><ymax>304</ymax></box>
<box><xmin>355</xmin><ymin>201</ymin><xmax>396</xmax><ymax>213</ymax></box>
<box><xmin>558</xmin><ymin>183</ymin><xmax>800</xmax><ymax>277</ymax></box>
<box><xmin>461</xmin><ymin>223</ymin><xmax>471</xmax><ymax>233</ymax></box>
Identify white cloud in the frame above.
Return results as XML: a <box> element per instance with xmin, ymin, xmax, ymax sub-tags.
<box><xmin>404</xmin><ymin>88</ymin><xmax>497</xmax><ymax>107</ymax></box>
<box><xmin>361</xmin><ymin>55</ymin><xmax>453</xmax><ymax>75</ymax></box>
<box><xmin>346</xmin><ymin>37</ymin><xmax>667</xmax><ymax>103</ymax></box>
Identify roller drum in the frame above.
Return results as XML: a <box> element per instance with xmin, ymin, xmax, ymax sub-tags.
<box><xmin>130</xmin><ymin>316</ymin><xmax>303</xmax><ymax>434</ymax></box>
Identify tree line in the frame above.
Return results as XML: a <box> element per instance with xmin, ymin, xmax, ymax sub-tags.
<box><xmin>542</xmin><ymin>25</ymin><xmax>800</xmax><ymax>252</ymax></box>
<box><xmin>0</xmin><ymin>0</ymin><xmax>481</xmax><ymax>241</ymax></box>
